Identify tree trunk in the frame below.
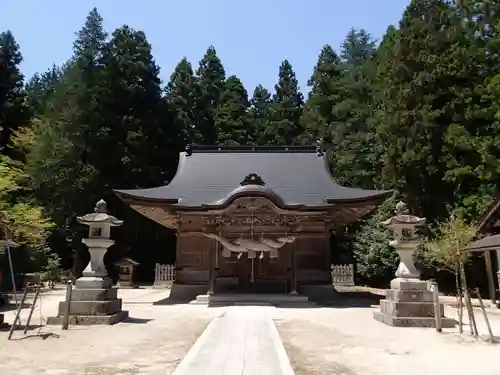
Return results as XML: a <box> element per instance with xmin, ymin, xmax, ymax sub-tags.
<box><xmin>455</xmin><ymin>268</ymin><xmax>463</xmax><ymax>334</ymax></box>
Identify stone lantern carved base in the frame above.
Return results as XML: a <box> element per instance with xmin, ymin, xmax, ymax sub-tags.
<box><xmin>373</xmin><ymin>278</ymin><xmax>456</xmax><ymax>328</ymax></box>
<box><xmin>47</xmin><ymin>278</ymin><xmax>128</xmax><ymax>325</ymax></box>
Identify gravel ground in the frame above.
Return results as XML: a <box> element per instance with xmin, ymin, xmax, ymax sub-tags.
<box><xmin>0</xmin><ymin>287</ymin><xmax>223</xmax><ymax>375</ymax></box>
<box><xmin>2</xmin><ymin>288</ymin><xmax>500</xmax><ymax>375</ymax></box>
<box><xmin>275</xmin><ymin>301</ymin><xmax>500</xmax><ymax>375</ymax></box>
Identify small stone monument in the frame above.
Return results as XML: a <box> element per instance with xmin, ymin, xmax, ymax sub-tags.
<box><xmin>373</xmin><ymin>201</ymin><xmax>455</xmax><ymax>327</ymax></box>
<box><xmin>47</xmin><ymin>200</ymin><xmax>128</xmax><ymax>325</ymax></box>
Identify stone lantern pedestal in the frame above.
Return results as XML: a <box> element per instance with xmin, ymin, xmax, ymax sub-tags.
<box><xmin>48</xmin><ymin>200</ymin><xmax>128</xmax><ymax>325</ymax></box>
<box><xmin>373</xmin><ymin>202</ymin><xmax>456</xmax><ymax>328</ymax></box>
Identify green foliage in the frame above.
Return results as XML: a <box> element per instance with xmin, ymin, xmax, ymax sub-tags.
<box><xmin>25</xmin><ymin>65</ymin><xmax>61</xmax><ymax>117</ymax></box>
<box><xmin>98</xmin><ymin>25</ymin><xmax>176</xmax><ymax>188</ymax></box>
<box><xmin>330</xmin><ymin>30</ymin><xmax>379</xmax><ymax>189</ymax></box>
<box><xmin>165</xmin><ymin>58</ymin><xmax>200</xmax><ymax>145</ymax></box>
<box><xmin>375</xmin><ymin>0</ymin><xmax>461</xmax><ymax>219</ymax></box>
<box><xmin>300</xmin><ymin>45</ymin><xmax>342</xmax><ymax>145</ymax></box>
<box><xmin>351</xmin><ymin>198</ymin><xmax>399</xmax><ymax>279</ymax></box>
<box><xmin>0</xmin><ymin>30</ymin><xmax>31</xmax><ymax>159</ymax></box>
<box><xmin>215</xmin><ymin>75</ymin><xmax>252</xmax><ymax>145</ymax></box>
<box><xmin>441</xmin><ymin>1</ymin><xmax>500</xmax><ymax>220</ymax></box>
<box><xmin>266</xmin><ymin>60</ymin><xmax>304</xmax><ymax>145</ymax></box>
<box><xmin>26</xmin><ymin>9</ymin><xmax>108</xmax><ymax>222</ymax></box>
<box><xmin>0</xmin><ymin>153</ymin><xmax>53</xmax><ymax>248</ymax></box>
<box><xmin>300</xmin><ymin>31</ymin><xmax>380</xmax><ymax>189</ymax></box>
<box><xmin>38</xmin><ymin>247</ymin><xmax>62</xmax><ymax>288</ymax></box>
<box><xmin>196</xmin><ymin>46</ymin><xmax>226</xmax><ymax>145</ymax></box>
<box><xmin>249</xmin><ymin>85</ymin><xmax>272</xmax><ymax>145</ymax></box>
<box><xmin>422</xmin><ymin>216</ymin><xmax>478</xmax><ymax>274</ymax></box>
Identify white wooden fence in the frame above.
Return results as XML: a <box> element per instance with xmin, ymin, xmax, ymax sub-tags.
<box><xmin>152</xmin><ymin>263</ymin><xmax>353</xmax><ymax>288</ymax></box>
<box><xmin>331</xmin><ymin>264</ymin><xmax>355</xmax><ymax>286</ymax></box>
<box><xmin>153</xmin><ymin>263</ymin><xmax>176</xmax><ymax>288</ymax></box>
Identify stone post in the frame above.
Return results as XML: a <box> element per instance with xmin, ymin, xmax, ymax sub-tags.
<box><xmin>47</xmin><ymin>200</ymin><xmax>128</xmax><ymax>325</ymax></box>
<box><xmin>373</xmin><ymin>201</ymin><xmax>456</xmax><ymax>328</ymax></box>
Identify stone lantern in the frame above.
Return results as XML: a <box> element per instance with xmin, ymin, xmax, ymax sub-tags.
<box><xmin>382</xmin><ymin>201</ymin><xmax>425</xmax><ymax>280</ymax></box>
<box><xmin>48</xmin><ymin>200</ymin><xmax>128</xmax><ymax>325</ymax></box>
<box><xmin>75</xmin><ymin>199</ymin><xmax>123</xmax><ymax>289</ymax></box>
<box><xmin>373</xmin><ymin>201</ymin><xmax>455</xmax><ymax>328</ymax></box>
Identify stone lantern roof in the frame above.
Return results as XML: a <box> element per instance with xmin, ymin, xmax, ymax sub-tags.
<box><xmin>381</xmin><ymin>201</ymin><xmax>426</xmax><ymax>227</ymax></box>
<box><xmin>76</xmin><ymin>199</ymin><xmax>123</xmax><ymax>227</ymax></box>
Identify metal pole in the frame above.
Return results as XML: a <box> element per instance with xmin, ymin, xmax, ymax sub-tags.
<box><xmin>431</xmin><ymin>281</ymin><xmax>442</xmax><ymax>333</ymax></box>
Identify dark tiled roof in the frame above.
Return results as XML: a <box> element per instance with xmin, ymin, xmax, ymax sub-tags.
<box><xmin>115</xmin><ymin>257</ymin><xmax>140</xmax><ymax>266</ymax></box>
<box><xmin>115</xmin><ymin>146</ymin><xmax>391</xmax><ymax>208</ymax></box>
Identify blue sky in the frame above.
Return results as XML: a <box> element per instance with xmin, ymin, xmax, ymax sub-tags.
<box><xmin>1</xmin><ymin>0</ymin><xmax>410</xmax><ymax>93</ymax></box>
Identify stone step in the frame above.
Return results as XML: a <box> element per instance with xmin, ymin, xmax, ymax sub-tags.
<box><xmin>385</xmin><ymin>289</ymin><xmax>433</xmax><ymax>303</ymax></box>
<box><xmin>380</xmin><ymin>299</ymin><xmax>444</xmax><ymax>318</ymax></box>
<box><xmin>390</xmin><ymin>278</ymin><xmax>428</xmax><ymax>291</ymax></box>
<box><xmin>373</xmin><ymin>311</ymin><xmax>456</xmax><ymax>328</ymax></box>
<box><xmin>71</xmin><ymin>287</ymin><xmax>118</xmax><ymax>301</ymax></box>
<box><xmin>57</xmin><ymin>299</ymin><xmax>123</xmax><ymax>316</ymax></box>
<box><xmin>47</xmin><ymin>311</ymin><xmax>128</xmax><ymax>325</ymax></box>
<box><xmin>190</xmin><ymin>293</ymin><xmax>313</xmax><ymax>306</ymax></box>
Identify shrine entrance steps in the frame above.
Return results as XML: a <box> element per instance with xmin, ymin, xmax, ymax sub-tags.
<box><xmin>189</xmin><ymin>293</ymin><xmax>316</xmax><ymax>307</ymax></box>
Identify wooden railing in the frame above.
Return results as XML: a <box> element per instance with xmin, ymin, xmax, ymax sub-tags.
<box><xmin>331</xmin><ymin>264</ymin><xmax>355</xmax><ymax>286</ymax></box>
<box><xmin>153</xmin><ymin>263</ymin><xmax>175</xmax><ymax>288</ymax></box>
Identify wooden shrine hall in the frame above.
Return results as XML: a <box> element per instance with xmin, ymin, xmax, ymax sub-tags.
<box><xmin>464</xmin><ymin>198</ymin><xmax>500</xmax><ymax>308</ymax></box>
<box><xmin>115</xmin><ymin>144</ymin><xmax>392</xmax><ymax>301</ymax></box>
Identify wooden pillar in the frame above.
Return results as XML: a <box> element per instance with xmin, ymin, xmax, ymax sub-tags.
<box><xmin>325</xmin><ymin>232</ymin><xmax>331</xmax><ymax>269</ymax></box>
<box><xmin>174</xmin><ymin>230</ymin><xmax>182</xmax><ymax>285</ymax></box>
<box><xmin>214</xmin><ymin>236</ymin><xmax>219</xmax><ymax>293</ymax></box>
<box><xmin>484</xmin><ymin>250</ymin><xmax>496</xmax><ymax>305</ymax></box>
<box><xmin>290</xmin><ymin>242</ymin><xmax>298</xmax><ymax>295</ymax></box>
<box><xmin>208</xmin><ymin>240</ymin><xmax>215</xmax><ymax>295</ymax></box>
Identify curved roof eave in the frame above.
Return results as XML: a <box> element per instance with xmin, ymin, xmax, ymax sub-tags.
<box><xmin>114</xmin><ymin>186</ymin><xmax>392</xmax><ymax>212</ymax></box>
<box><xmin>113</xmin><ymin>189</ymin><xmax>179</xmax><ymax>204</ymax></box>
<box><xmin>113</xmin><ymin>146</ymin><xmax>394</xmax><ymax>209</ymax></box>
<box><xmin>326</xmin><ymin>189</ymin><xmax>394</xmax><ymax>204</ymax></box>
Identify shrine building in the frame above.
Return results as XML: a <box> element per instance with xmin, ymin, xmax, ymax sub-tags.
<box><xmin>115</xmin><ymin>144</ymin><xmax>392</xmax><ymax>301</ymax></box>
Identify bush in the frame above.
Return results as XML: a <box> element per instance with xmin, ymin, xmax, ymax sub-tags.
<box><xmin>351</xmin><ymin>197</ymin><xmax>399</xmax><ymax>282</ymax></box>
<box><xmin>38</xmin><ymin>247</ymin><xmax>62</xmax><ymax>288</ymax></box>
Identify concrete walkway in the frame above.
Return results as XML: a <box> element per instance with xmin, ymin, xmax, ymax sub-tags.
<box><xmin>172</xmin><ymin>306</ymin><xmax>294</xmax><ymax>375</ymax></box>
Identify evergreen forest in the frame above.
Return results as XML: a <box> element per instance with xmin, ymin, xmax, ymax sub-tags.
<box><xmin>1</xmin><ymin>0</ymin><xmax>499</xmax><ymax>289</ymax></box>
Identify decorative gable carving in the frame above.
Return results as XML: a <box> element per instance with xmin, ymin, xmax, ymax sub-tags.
<box><xmin>240</xmin><ymin>173</ymin><xmax>265</xmax><ymax>186</ymax></box>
